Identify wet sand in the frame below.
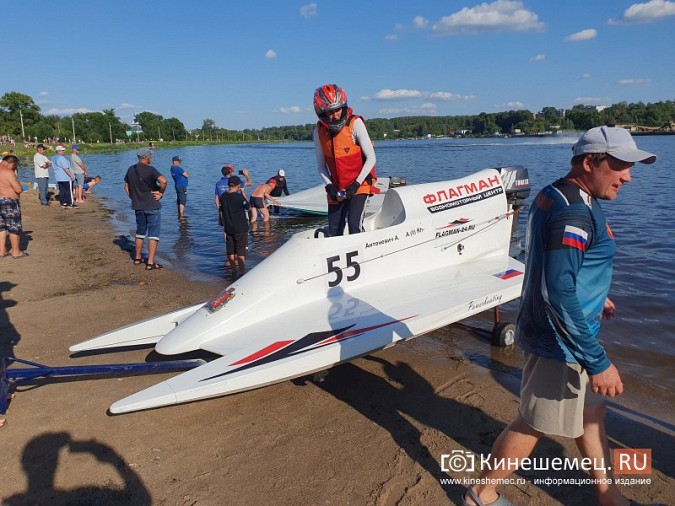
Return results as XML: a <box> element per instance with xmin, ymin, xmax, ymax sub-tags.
<box><xmin>1</xmin><ymin>192</ymin><xmax>673</xmax><ymax>505</ymax></box>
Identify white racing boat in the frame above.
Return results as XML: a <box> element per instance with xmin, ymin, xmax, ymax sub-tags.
<box><xmin>275</xmin><ymin>176</ymin><xmax>407</xmax><ymax>215</ymax></box>
<box><xmin>72</xmin><ymin>166</ymin><xmax>530</xmax><ymax>414</ymax></box>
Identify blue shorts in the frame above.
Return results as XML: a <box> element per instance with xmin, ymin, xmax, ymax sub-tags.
<box><xmin>135</xmin><ymin>209</ymin><xmax>161</xmax><ymax>241</ymax></box>
<box><xmin>176</xmin><ymin>187</ymin><xmax>187</xmax><ymax>206</ymax></box>
<box><xmin>74</xmin><ymin>173</ymin><xmax>85</xmax><ymax>187</ymax></box>
<box><xmin>0</xmin><ymin>197</ymin><xmax>22</xmax><ymax>234</ymax></box>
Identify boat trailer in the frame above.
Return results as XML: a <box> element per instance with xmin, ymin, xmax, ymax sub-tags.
<box><xmin>0</xmin><ymin>356</ymin><xmax>204</xmax><ymax>414</ymax></box>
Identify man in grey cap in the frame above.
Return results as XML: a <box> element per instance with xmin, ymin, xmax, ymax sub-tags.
<box><xmin>123</xmin><ymin>148</ymin><xmax>167</xmax><ymax>270</ymax></box>
<box><xmin>463</xmin><ymin>127</ymin><xmax>657</xmax><ymax>506</ymax></box>
<box><xmin>70</xmin><ymin>144</ymin><xmax>88</xmax><ymax>204</ymax></box>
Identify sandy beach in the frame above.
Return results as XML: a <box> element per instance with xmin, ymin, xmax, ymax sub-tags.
<box><xmin>1</xmin><ymin>191</ymin><xmax>672</xmax><ymax>506</ymax></box>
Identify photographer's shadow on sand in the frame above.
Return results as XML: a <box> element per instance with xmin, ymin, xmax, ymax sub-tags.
<box><xmin>4</xmin><ymin>432</ymin><xmax>151</xmax><ymax>506</ymax></box>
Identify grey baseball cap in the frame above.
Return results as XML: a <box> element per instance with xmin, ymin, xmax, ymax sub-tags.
<box><xmin>136</xmin><ymin>147</ymin><xmax>153</xmax><ymax>159</ymax></box>
<box><xmin>572</xmin><ymin>126</ymin><xmax>656</xmax><ymax>164</ymax></box>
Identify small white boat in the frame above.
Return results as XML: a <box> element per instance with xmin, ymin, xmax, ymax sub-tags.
<box><xmin>72</xmin><ymin>166</ymin><xmax>530</xmax><ymax>414</ymax></box>
<box><xmin>275</xmin><ymin>176</ymin><xmax>407</xmax><ymax>215</ymax></box>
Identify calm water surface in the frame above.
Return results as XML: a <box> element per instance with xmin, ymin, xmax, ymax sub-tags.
<box><xmin>19</xmin><ymin>135</ymin><xmax>674</xmax><ymax>395</ymax></box>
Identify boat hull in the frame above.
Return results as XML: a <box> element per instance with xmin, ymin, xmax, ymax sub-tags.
<box><xmin>74</xmin><ymin>168</ymin><xmax>527</xmax><ymax>414</ymax></box>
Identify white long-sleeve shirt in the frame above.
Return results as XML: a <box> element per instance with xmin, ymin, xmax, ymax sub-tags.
<box><xmin>313</xmin><ymin>117</ymin><xmax>376</xmax><ymax>187</ymax></box>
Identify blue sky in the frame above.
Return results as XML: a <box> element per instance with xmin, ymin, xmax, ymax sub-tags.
<box><xmin>3</xmin><ymin>0</ymin><xmax>674</xmax><ymax>130</ymax></box>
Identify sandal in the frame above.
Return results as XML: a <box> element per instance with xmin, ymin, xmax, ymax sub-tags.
<box><xmin>0</xmin><ymin>418</ymin><xmax>6</xmax><ymax>429</ymax></box>
<box><xmin>133</xmin><ymin>258</ymin><xmax>143</xmax><ymax>266</ymax></box>
<box><xmin>145</xmin><ymin>263</ymin><xmax>163</xmax><ymax>270</ymax></box>
<box><xmin>12</xmin><ymin>252</ymin><xmax>29</xmax><ymax>259</ymax></box>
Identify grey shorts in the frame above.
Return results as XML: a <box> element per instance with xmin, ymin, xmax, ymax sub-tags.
<box><xmin>518</xmin><ymin>353</ymin><xmax>605</xmax><ymax>438</ymax></box>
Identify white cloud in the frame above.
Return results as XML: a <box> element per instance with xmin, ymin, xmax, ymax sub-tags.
<box><xmin>432</xmin><ymin>0</ymin><xmax>545</xmax><ymax>36</ymax></box>
<box><xmin>374</xmin><ymin>89</ymin><xmax>424</xmax><ymax>100</ymax></box>
<box><xmin>265</xmin><ymin>49</ymin><xmax>277</xmax><ymax>59</ymax></box>
<box><xmin>45</xmin><ymin>107</ymin><xmax>95</xmax><ymax>116</ymax></box>
<box><xmin>581</xmin><ymin>73</ymin><xmax>593</xmax><ymax>79</ymax></box>
<box><xmin>565</xmin><ymin>28</ymin><xmax>597</xmax><ymax>41</ymax></box>
<box><xmin>119</xmin><ymin>103</ymin><xmax>140</xmax><ymax>110</ymax></box>
<box><xmin>384</xmin><ymin>34</ymin><xmax>398</xmax><ymax>41</ymax></box>
<box><xmin>373</xmin><ymin>89</ymin><xmax>475</xmax><ymax>101</ymax></box>
<box><xmin>530</xmin><ymin>54</ymin><xmax>545</xmax><ymax>61</ymax></box>
<box><xmin>278</xmin><ymin>106</ymin><xmax>302</xmax><ymax>114</ymax></box>
<box><xmin>413</xmin><ymin>16</ymin><xmax>429</xmax><ymax>28</ymax></box>
<box><xmin>618</xmin><ymin>78</ymin><xmax>652</xmax><ymax>85</ymax></box>
<box><xmin>300</xmin><ymin>3</ymin><xmax>317</xmax><ymax>18</ymax></box>
<box><xmin>38</xmin><ymin>91</ymin><xmax>49</xmax><ymax>97</ymax></box>
<box><xmin>378</xmin><ymin>104</ymin><xmax>438</xmax><ymax>116</ymax></box>
<box><xmin>609</xmin><ymin>0</ymin><xmax>675</xmax><ymax>24</ymax></box>
<box><xmin>428</xmin><ymin>91</ymin><xmax>476</xmax><ymax>101</ymax></box>
<box><xmin>574</xmin><ymin>96</ymin><xmax>610</xmax><ymax>104</ymax></box>
<box><xmin>495</xmin><ymin>101</ymin><xmax>526</xmax><ymax>109</ymax></box>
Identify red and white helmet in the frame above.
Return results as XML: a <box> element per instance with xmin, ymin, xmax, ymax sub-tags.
<box><xmin>313</xmin><ymin>84</ymin><xmax>347</xmax><ymax>116</ymax></box>
<box><xmin>313</xmin><ymin>84</ymin><xmax>349</xmax><ymax>132</ymax></box>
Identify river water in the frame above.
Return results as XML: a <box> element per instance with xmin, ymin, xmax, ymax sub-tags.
<box><xmin>18</xmin><ymin>135</ymin><xmax>674</xmax><ymax>398</ymax></box>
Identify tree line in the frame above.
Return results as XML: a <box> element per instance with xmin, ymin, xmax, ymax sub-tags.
<box><xmin>1</xmin><ymin>90</ymin><xmax>673</xmax><ymax>146</ymax></box>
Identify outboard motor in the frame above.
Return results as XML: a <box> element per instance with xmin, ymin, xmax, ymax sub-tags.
<box><xmin>498</xmin><ymin>165</ymin><xmax>530</xmax><ymax>207</ymax></box>
<box><xmin>497</xmin><ymin>165</ymin><xmax>531</xmax><ymax>257</ymax></box>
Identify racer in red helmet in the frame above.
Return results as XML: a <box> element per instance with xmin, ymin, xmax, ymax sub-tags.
<box><xmin>313</xmin><ymin>84</ymin><xmax>349</xmax><ymax>133</ymax></box>
<box><xmin>313</xmin><ymin>84</ymin><xmax>377</xmax><ymax>236</ymax></box>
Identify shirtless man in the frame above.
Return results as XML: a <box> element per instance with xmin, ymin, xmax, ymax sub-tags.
<box><xmin>0</xmin><ymin>155</ymin><xmax>25</xmax><ymax>258</ymax></box>
<box><xmin>249</xmin><ymin>180</ymin><xmax>280</xmax><ymax>223</ymax></box>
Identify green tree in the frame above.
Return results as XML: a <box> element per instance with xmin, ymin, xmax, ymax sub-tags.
<box><xmin>0</xmin><ymin>91</ymin><xmax>41</xmax><ymax>137</ymax></box>
<box><xmin>163</xmin><ymin>117</ymin><xmax>187</xmax><ymax>141</ymax></box>
<box><xmin>135</xmin><ymin>111</ymin><xmax>165</xmax><ymax>140</ymax></box>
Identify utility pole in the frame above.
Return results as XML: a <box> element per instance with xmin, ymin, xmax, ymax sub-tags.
<box><xmin>19</xmin><ymin>107</ymin><xmax>25</xmax><ymax>139</ymax></box>
<box><xmin>71</xmin><ymin>117</ymin><xmax>76</xmax><ymax>143</ymax></box>
<box><xmin>109</xmin><ymin>122</ymin><xmax>113</xmax><ymax>144</ymax></box>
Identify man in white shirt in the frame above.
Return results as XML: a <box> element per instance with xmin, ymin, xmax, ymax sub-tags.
<box><xmin>33</xmin><ymin>144</ymin><xmax>52</xmax><ymax>206</ymax></box>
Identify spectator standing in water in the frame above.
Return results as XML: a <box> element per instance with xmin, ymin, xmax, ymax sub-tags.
<box><xmin>124</xmin><ymin>148</ymin><xmax>167</xmax><ymax>270</ymax></box>
<box><xmin>219</xmin><ymin>175</ymin><xmax>250</xmax><ymax>277</ymax></box>
<box><xmin>170</xmin><ymin>155</ymin><xmax>189</xmax><ymax>220</ymax></box>
<box><xmin>267</xmin><ymin>169</ymin><xmax>289</xmax><ymax>215</ymax></box>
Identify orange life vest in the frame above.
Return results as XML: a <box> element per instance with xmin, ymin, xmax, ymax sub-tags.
<box><xmin>317</xmin><ymin>114</ymin><xmax>377</xmax><ymax>199</ymax></box>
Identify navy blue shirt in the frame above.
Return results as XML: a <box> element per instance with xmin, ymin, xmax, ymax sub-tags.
<box><xmin>124</xmin><ymin>163</ymin><xmax>163</xmax><ymax>210</ymax></box>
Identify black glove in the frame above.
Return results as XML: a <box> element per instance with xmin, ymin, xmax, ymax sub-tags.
<box><xmin>325</xmin><ymin>183</ymin><xmax>338</xmax><ymax>200</ymax></box>
<box><xmin>345</xmin><ymin>181</ymin><xmax>360</xmax><ymax>199</ymax></box>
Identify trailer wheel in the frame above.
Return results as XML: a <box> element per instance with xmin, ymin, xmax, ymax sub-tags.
<box><xmin>491</xmin><ymin>322</ymin><xmax>515</xmax><ymax>347</ymax></box>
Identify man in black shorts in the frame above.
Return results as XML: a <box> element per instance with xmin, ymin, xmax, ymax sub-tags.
<box><xmin>219</xmin><ymin>176</ymin><xmax>250</xmax><ymax>276</ymax></box>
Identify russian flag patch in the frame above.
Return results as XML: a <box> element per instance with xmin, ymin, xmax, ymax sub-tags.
<box><xmin>494</xmin><ymin>269</ymin><xmax>522</xmax><ymax>280</ymax></box>
<box><xmin>562</xmin><ymin>225</ymin><xmax>588</xmax><ymax>251</ymax></box>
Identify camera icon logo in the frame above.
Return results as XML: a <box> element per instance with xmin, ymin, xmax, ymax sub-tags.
<box><xmin>441</xmin><ymin>450</ymin><xmax>476</xmax><ymax>473</ymax></box>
